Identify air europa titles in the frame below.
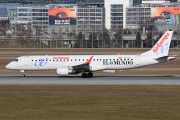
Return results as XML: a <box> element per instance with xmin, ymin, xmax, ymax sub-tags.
<box><xmin>153</xmin><ymin>32</ymin><xmax>170</xmax><ymax>53</ymax></box>
<box><xmin>103</xmin><ymin>59</ymin><xmax>133</xmax><ymax>65</ymax></box>
<box><xmin>52</xmin><ymin>56</ymin><xmax>70</xmax><ymax>60</ymax></box>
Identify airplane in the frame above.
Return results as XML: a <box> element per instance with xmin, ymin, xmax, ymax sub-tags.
<box><xmin>6</xmin><ymin>31</ymin><xmax>176</xmax><ymax>78</ymax></box>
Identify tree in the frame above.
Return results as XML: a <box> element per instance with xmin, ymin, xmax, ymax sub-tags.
<box><xmin>88</xmin><ymin>32</ymin><xmax>98</xmax><ymax>48</ymax></box>
<box><xmin>27</xmin><ymin>23</ymin><xmax>32</xmax><ymax>41</ymax></box>
<box><xmin>155</xmin><ymin>32</ymin><xmax>163</xmax><ymax>44</ymax></box>
<box><xmin>72</xmin><ymin>26</ymin><xmax>76</xmax><ymax>35</ymax></box>
<box><xmin>145</xmin><ymin>32</ymin><xmax>152</xmax><ymax>48</ymax></box>
<box><xmin>74</xmin><ymin>31</ymin><xmax>85</xmax><ymax>48</ymax></box>
<box><xmin>113</xmin><ymin>28</ymin><xmax>123</xmax><ymax>48</ymax></box>
<box><xmin>65</xmin><ymin>26</ymin><xmax>68</xmax><ymax>33</ymax></box>
<box><xmin>123</xmin><ymin>29</ymin><xmax>132</xmax><ymax>34</ymax></box>
<box><xmin>58</xmin><ymin>27</ymin><xmax>62</xmax><ymax>34</ymax></box>
<box><xmin>135</xmin><ymin>32</ymin><xmax>142</xmax><ymax>48</ymax></box>
<box><xmin>98</xmin><ymin>28</ymin><xmax>111</xmax><ymax>48</ymax></box>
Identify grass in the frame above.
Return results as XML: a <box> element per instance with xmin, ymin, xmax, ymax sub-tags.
<box><xmin>0</xmin><ymin>85</ymin><xmax>180</xmax><ymax>120</ymax></box>
<box><xmin>0</xmin><ymin>49</ymin><xmax>179</xmax><ymax>119</ymax></box>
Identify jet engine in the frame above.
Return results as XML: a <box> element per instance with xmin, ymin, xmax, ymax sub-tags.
<box><xmin>56</xmin><ymin>67</ymin><xmax>72</xmax><ymax>75</ymax></box>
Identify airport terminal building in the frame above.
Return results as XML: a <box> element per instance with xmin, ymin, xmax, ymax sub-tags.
<box><xmin>3</xmin><ymin>0</ymin><xmax>133</xmax><ymax>34</ymax></box>
<box><xmin>0</xmin><ymin>0</ymin><xmax>180</xmax><ymax>47</ymax></box>
<box><xmin>2</xmin><ymin>0</ymin><xmax>179</xmax><ymax>32</ymax></box>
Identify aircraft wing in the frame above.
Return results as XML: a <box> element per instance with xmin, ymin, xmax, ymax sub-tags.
<box><xmin>72</xmin><ymin>55</ymin><xmax>93</xmax><ymax>71</ymax></box>
<box><xmin>153</xmin><ymin>56</ymin><xmax>169</xmax><ymax>60</ymax></box>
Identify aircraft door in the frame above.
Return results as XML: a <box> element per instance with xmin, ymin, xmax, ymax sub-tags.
<box><xmin>135</xmin><ymin>55</ymin><xmax>140</xmax><ymax>65</ymax></box>
<box><xmin>24</xmin><ymin>56</ymin><xmax>29</xmax><ymax>66</ymax></box>
<box><xmin>17</xmin><ymin>57</ymin><xmax>24</xmax><ymax>66</ymax></box>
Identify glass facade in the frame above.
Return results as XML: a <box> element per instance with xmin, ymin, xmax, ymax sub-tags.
<box><xmin>77</xmin><ymin>7</ymin><xmax>105</xmax><ymax>32</ymax></box>
<box><xmin>4</xmin><ymin>0</ymin><xmax>180</xmax><ymax>34</ymax></box>
<box><xmin>126</xmin><ymin>3</ymin><xmax>180</xmax><ymax>31</ymax></box>
<box><xmin>126</xmin><ymin>7</ymin><xmax>151</xmax><ymax>29</ymax></box>
<box><xmin>7</xmin><ymin>7</ymin><xmax>17</xmax><ymax>24</ymax></box>
<box><xmin>110</xmin><ymin>4</ymin><xmax>123</xmax><ymax>31</ymax></box>
<box><xmin>0</xmin><ymin>0</ymin><xmax>77</xmax><ymax>4</ymax></box>
<box><xmin>17</xmin><ymin>7</ymin><xmax>32</xmax><ymax>24</ymax></box>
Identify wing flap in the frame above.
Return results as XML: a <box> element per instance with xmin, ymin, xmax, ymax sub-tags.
<box><xmin>72</xmin><ymin>55</ymin><xmax>93</xmax><ymax>71</ymax></box>
<box><xmin>72</xmin><ymin>64</ymin><xmax>90</xmax><ymax>70</ymax></box>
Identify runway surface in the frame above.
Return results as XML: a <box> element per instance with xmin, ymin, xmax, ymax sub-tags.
<box><xmin>0</xmin><ymin>75</ymin><xmax>180</xmax><ymax>85</ymax></box>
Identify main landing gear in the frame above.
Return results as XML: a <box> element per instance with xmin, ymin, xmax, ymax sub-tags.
<box><xmin>82</xmin><ymin>72</ymin><xmax>93</xmax><ymax>78</ymax></box>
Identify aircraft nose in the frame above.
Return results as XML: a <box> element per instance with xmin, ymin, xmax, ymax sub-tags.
<box><xmin>5</xmin><ymin>63</ymin><xmax>11</xmax><ymax>69</ymax></box>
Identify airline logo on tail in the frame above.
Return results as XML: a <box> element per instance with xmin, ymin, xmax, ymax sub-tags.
<box><xmin>153</xmin><ymin>32</ymin><xmax>170</xmax><ymax>54</ymax></box>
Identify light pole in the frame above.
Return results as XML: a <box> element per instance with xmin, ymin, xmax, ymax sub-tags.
<box><xmin>81</xmin><ymin>32</ymin><xmax>83</xmax><ymax>48</ymax></box>
<box><xmin>122</xmin><ymin>29</ymin><xmax>123</xmax><ymax>48</ymax></box>
<box><xmin>69</xmin><ymin>18</ymin><xmax>70</xmax><ymax>48</ymax></box>
<box><xmin>92</xmin><ymin>32</ymin><xmax>93</xmax><ymax>48</ymax></box>
<box><xmin>102</xmin><ymin>28</ymin><xmax>103</xmax><ymax>48</ymax></box>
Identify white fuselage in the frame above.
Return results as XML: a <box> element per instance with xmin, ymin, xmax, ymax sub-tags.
<box><xmin>5</xmin><ymin>31</ymin><xmax>175</xmax><ymax>77</ymax></box>
<box><xmin>6</xmin><ymin>55</ymin><xmax>164</xmax><ymax>72</ymax></box>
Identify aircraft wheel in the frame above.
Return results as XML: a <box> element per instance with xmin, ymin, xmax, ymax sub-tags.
<box><xmin>88</xmin><ymin>72</ymin><xmax>93</xmax><ymax>78</ymax></box>
<box><xmin>82</xmin><ymin>73</ymin><xmax>87</xmax><ymax>78</ymax></box>
<box><xmin>22</xmin><ymin>74</ymin><xmax>26</xmax><ymax>77</ymax></box>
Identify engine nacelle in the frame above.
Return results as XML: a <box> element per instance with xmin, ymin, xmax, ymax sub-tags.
<box><xmin>56</xmin><ymin>67</ymin><xmax>71</xmax><ymax>75</ymax></box>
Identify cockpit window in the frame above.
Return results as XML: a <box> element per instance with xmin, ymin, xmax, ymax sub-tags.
<box><xmin>13</xmin><ymin>59</ymin><xmax>18</xmax><ymax>62</ymax></box>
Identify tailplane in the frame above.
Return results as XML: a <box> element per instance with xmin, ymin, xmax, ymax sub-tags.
<box><xmin>141</xmin><ymin>31</ymin><xmax>173</xmax><ymax>56</ymax></box>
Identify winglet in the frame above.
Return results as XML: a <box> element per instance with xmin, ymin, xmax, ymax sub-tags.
<box><xmin>85</xmin><ymin>55</ymin><xmax>93</xmax><ymax>65</ymax></box>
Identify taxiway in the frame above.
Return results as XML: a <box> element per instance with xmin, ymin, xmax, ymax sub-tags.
<box><xmin>0</xmin><ymin>75</ymin><xmax>179</xmax><ymax>85</ymax></box>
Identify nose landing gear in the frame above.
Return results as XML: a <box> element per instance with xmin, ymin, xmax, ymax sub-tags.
<box><xmin>20</xmin><ymin>70</ymin><xmax>26</xmax><ymax>77</ymax></box>
<box><xmin>22</xmin><ymin>74</ymin><xmax>26</xmax><ymax>77</ymax></box>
